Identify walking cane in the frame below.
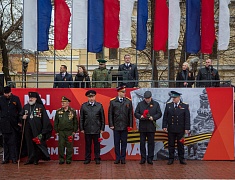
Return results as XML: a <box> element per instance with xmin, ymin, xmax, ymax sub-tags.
<box><xmin>18</xmin><ymin>110</ymin><xmax>27</xmax><ymax>169</ymax></box>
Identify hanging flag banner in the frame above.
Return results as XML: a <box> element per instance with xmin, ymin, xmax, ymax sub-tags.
<box><xmin>136</xmin><ymin>0</ymin><xmax>148</xmax><ymax>51</ymax></box>
<box><xmin>54</xmin><ymin>0</ymin><xmax>71</xmax><ymax>50</ymax></box>
<box><xmin>201</xmin><ymin>0</ymin><xmax>215</xmax><ymax>54</ymax></box>
<box><xmin>120</xmin><ymin>0</ymin><xmax>135</xmax><ymax>48</ymax></box>
<box><xmin>104</xmin><ymin>0</ymin><xmax>120</xmax><ymax>48</ymax></box>
<box><xmin>153</xmin><ymin>0</ymin><xmax>169</xmax><ymax>51</ymax></box>
<box><xmin>168</xmin><ymin>0</ymin><xmax>181</xmax><ymax>50</ymax></box>
<box><xmin>87</xmin><ymin>0</ymin><xmax>104</xmax><ymax>53</ymax></box>
<box><xmin>186</xmin><ymin>0</ymin><xmax>201</xmax><ymax>54</ymax></box>
<box><xmin>218</xmin><ymin>0</ymin><xmax>231</xmax><ymax>50</ymax></box>
<box><xmin>23</xmin><ymin>0</ymin><xmax>52</xmax><ymax>51</ymax></box>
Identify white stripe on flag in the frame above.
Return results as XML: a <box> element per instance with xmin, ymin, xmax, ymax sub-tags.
<box><xmin>71</xmin><ymin>0</ymin><xmax>88</xmax><ymax>49</ymax></box>
<box><xmin>168</xmin><ymin>0</ymin><xmax>180</xmax><ymax>49</ymax></box>
<box><xmin>218</xmin><ymin>0</ymin><xmax>231</xmax><ymax>50</ymax></box>
<box><xmin>120</xmin><ymin>0</ymin><xmax>135</xmax><ymax>48</ymax></box>
<box><xmin>23</xmin><ymin>0</ymin><xmax>37</xmax><ymax>51</ymax></box>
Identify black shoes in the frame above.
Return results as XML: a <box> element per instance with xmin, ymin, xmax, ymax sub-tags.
<box><xmin>95</xmin><ymin>159</ymin><xmax>100</xmax><ymax>164</ymax></box>
<box><xmin>147</xmin><ymin>160</ymin><xmax>153</xmax><ymax>165</ymax></box>
<box><xmin>12</xmin><ymin>160</ymin><xmax>17</xmax><ymax>164</ymax></box>
<box><xmin>167</xmin><ymin>159</ymin><xmax>174</xmax><ymax>165</ymax></box>
<box><xmin>121</xmin><ymin>159</ymin><xmax>126</xmax><ymax>164</ymax></box>
<box><xmin>84</xmin><ymin>160</ymin><xmax>91</xmax><ymax>164</ymax></box>
<box><xmin>139</xmin><ymin>160</ymin><xmax>146</xmax><ymax>164</ymax></box>
<box><xmin>59</xmin><ymin>161</ymin><xmax>64</xmax><ymax>165</ymax></box>
<box><xmin>114</xmin><ymin>160</ymin><xmax>120</xmax><ymax>164</ymax></box>
<box><xmin>66</xmin><ymin>161</ymin><xmax>71</xmax><ymax>164</ymax></box>
<box><xmin>34</xmin><ymin>161</ymin><xmax>39</xmax><ymax>165</ymax></box>
<box><xmin>24</xmin><ymin>161</ymin><xmax>33</xmax><ymax>165</ymax></box>
<box><xmin>180</xmin><ymin>160</ymin><xmax>187</xmax><ymax>165</ymax></box>
<box><xmin>1</xmin><ymin>160</ymin><xmax>9</xmax><ymax>164</ymax></box>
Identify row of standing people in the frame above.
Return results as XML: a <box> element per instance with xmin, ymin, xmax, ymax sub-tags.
<box><xmin>0</xmin><ymin>86</ymin><xmax>190</xmax><ymax>166</ymax></box>
<box><xmin>53</xmin><ymin>54</ymin><xmax>139</xmax><ymax>88</ymax></box>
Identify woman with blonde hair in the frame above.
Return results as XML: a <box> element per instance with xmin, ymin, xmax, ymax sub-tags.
<box><xmin>74</xmin><ymin>65</ymin><xmax>91</xmax><ymax>88</ymax></box>
<box><xmin>176</xmin><ymin>62</ymin><xmax>194</xmax><ymax>88</ymax></box>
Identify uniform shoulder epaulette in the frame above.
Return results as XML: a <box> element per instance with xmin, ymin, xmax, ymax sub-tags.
<box><xmin>56</xmin><ymin>108</ymin><xmax>63</xmax><ymax>111</ymax></box>
<box><xmin>110</xmin><ymin>97</ymin><xmax>116</xmax><ymax>101</ymax></box>
<box><xmin>182</xmin><ymin>102</ymin><xmax>188</xmax><ymax>104</ymax></box>
<box><xmin>70</xmin><ymin>107</ymin><xmax>75</xmax><ymax>111</ymax></box>
<box><xmin>167</xmin><ymin>101</ymin><xmax>172</xmax><ymax>104</ymax></box>
<box><xmin>125</xmin><ymin>97</ymin><xmax>132</xmax><ymax>101</ymax></box>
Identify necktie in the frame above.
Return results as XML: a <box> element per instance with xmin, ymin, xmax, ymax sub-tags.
<box><xmin>174</xmin><ymin>103</ymin><xmax>178</xmax><ymax>108</ymax></box>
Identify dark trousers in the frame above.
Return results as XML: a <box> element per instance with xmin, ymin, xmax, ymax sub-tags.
<box><xmin>58</xmin><ymin>131</ymin><xmax>73</xmax><ymax>163</ymax></box>
<box><xmin>2</xmin><ymin>131</ymin><xmax>17</xmax><ymax>161</ymax></box>
<box><xmin>85</xmin><ymin>134</ymin><xmax>100</xmax><ymax>161</ymax></box>
<box><xmin>113</xmin><ymin>130</ymin><xmax>128</xmax><ymax>161</ymax></box>
<box><xmin>168</xmin><ymin>131</ymin><xmax>185</xmax><ymax>161</ymax></box>
<box><xmin>140</xmin><ymin>132</ymin><xmax>155</xmax><ymax>161</ymax></box>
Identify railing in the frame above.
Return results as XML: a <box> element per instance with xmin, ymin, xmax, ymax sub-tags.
<box><xmin>7</xmin><ymin>80</ymin><xmax>232</xmax><ymax>88</ymax></box>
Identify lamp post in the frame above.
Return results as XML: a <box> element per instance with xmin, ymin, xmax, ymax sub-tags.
<box><xmin>21</xmin><ymin>57</ymin><xmax>30</xmax><ymax>88</ymax></box>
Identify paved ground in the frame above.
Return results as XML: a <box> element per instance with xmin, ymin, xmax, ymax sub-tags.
<box><xmin>0</xmin><ymin>159</ymin><xmax>234</xmax><ymax>179</ymax></box>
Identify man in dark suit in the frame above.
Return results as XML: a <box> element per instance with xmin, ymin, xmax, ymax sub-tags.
<box><xmin>53</xmin><ymin>65</ymin><xmax>74</xmax><ymax>88</ymax></box>
<box><xmin>134</xmin><ymin>91</ymin><xmax>162</xmax><ymax>165</ymax></box>
<box><xmin>162</xmin><ymin>91</ymin><xmax>190</xmax><ymax>165</ymax></box>
<box><xmin>0</xmin><ymin>86</ymin><xmax>22</xmax><ymax>164</ymax></box>
<box><xmin>118</xmin><ymin>54</ymin><xmax>139</xmax><ymax>88</ymax></box>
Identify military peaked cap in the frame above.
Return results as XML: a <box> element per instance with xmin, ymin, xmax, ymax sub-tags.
<box><xmin>61</xmin><ymin>96</ymin><xmax>71</xmax><ymax>102</ymax></box>
<box><xmin>169</xmin><ymin>91</ymin><xmax>182</xmax><ymax>98</ymax></box>
<box><xmin>97</xmin><ymin>59</ymin><xmax>107</xmax><ymax>64</ymax></box>
<box><xmin>85</xmin><ymin>90</ymin><xmax>96</xmax><ymax>97</ymax></box>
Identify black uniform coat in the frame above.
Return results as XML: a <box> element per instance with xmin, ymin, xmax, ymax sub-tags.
<box><xmin>134</xmin><ymin>100</ymin><xmax>162</xmax><ymax>132</ymax></box>
<box><xmin>53</xmin><ymin>72</ymin><xmax>74</xmax><ymax>88</ymax></box>
<box><xmin>108</xmin><ymin>97</ymin><xmax>133</xmax><ymax>131</ymax></box>
<box><xmin>118</xmin><ymin>63</ymin><xmax>139</xmax><ymax>88</ymax></box>
<box><xmin>0</xmin><ymin>94</ymin><xmax>22</xmax><ymax>133</ymax></box>
<box><xmin>162</xmin><ymin>102</ymin><xmax>190</xmax><ymax>133</ymax></box>
<box><xmin>196</xmin><ymin>67</ymin><xmax>220</xmax><ymax>87</ymax></box>
<box><xmin>176</xmin><ymin>70</ymin><xmax>195</xmax><ymax>88</ymax></box>
<box><xmin>80</xmin><ymin>102</ymin><xmax>105</xmax><ymax>134</ymax></box>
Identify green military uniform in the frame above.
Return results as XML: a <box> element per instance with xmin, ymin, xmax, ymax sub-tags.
<box><xmin>54</xmin><ymin>97</ymin><xmax>78</xmax><ymax>164</ymax></box>
<box><xmin>92</xmin><ymin>59</ymin><xmax>112</xmax><ymax>88</ymax></box>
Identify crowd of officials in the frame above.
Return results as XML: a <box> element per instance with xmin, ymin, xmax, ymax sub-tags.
<box><xmin>53</xmin><ymin>55</ymin><xmax>221</xmax><ymax>89</ymax></box>
<box><xmin>0</xmin><ymin>84</ymin><xmax>190</xmax><ymax>166</ymax></box>
<box><xmin>0</xmin><ymin>56</ymin><xmax>222</xmax><ymax>166</ymax></box>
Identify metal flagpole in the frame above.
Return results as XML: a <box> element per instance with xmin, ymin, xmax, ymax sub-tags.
<box><xmin>36</xmin><ymin>51</ymin><xmax>39</xmax><ymax>88</ymax></box>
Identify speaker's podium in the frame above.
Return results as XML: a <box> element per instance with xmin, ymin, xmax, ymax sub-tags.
<box><xmin>111</xmin><ymin>70</ymin><xmax>129</xmax><ymax>88</ymax></box>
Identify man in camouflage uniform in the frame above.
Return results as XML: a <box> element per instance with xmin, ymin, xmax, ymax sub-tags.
<box><xmin>92</xmin><ymin>59</ymin><xmax>112</xmax><ymax>88</ymax></box>
<box><xmin>54</xmin><ymin>96</ymin><xmax>78</xmax><ymax>165</ymax></box>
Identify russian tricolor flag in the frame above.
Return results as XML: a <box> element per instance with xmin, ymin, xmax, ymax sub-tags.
<box><xmin>23</xmin><ymin>0</ymin><xmax>52</xmax><ymax>51</ymax></box>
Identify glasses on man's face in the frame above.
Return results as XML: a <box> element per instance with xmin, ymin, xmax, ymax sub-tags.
<box><xmin>120</xmin><ymin>91</ymin><xmax>126</xmax><ymax>93</ymax></box>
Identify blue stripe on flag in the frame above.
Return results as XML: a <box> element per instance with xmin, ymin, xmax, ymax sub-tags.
<box><xmin>88</xmin><ymin>0</ymin><xmax>104</xmax><ymax>53</ymax></box>
<box><xmin>136</xmin><ymin>0</ymin><xmax>148</xmax><ymax>51</ymax></box>
<box><xmin>37</xmin><ymin>0</ymin><xmax>52</xmax><ymax>51</ymax></box>
<box><xmin>186</xmin><ymin>0</ymin><xmax>201</xmax><ymax>54</ymax></box>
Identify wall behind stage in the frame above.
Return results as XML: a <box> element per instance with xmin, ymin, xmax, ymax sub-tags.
<box><xmin>12</xmin><ymin>88</ymin><xmax>234</xmax><ymax>160</ymax></box>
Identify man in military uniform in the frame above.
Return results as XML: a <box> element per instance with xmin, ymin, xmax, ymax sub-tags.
<box><xmin>80</xmin><ymin>90</ymin><xmax>105</xmax><ymax>164</ymax></box>
<box><xmin>0</xmin><ymin>86</ymin><xmax>22</xmax><ymax>164</ymax></box>
<box><xmin>92</xmin><ymin>59</ymin><xmax>112</xmax><ymax>88</ymax></box>
<box><xmin>108</xmin><ymin>86</ymin><xmax>133</xmax><ymax>164</ymax></box>
<box><xmin>134</xmin><ymin>91</ymin><xmax>162</xmax><ymax>165</ymax></box>
<box><xmin>162</xmin><ymin>91</ymin><xmax>190</xmax><ymax>165</ymax></box>
<box><xmin>54</xmin><ymin>96</ymin><xmax>78</xmax><ymax>164</ymax></box>
<box><xmin>196</xmin><ymin>59</ymin><xmax>220</xmax><ymax>87</ymax></box>
<box><xmin>21</xmin><ymin>92</ymin><xmax>52</xmax><ymax>165</ymax></box>
<box><xmin>118</xmin><ymin>54</ymin><xmax>139</xmax><ymax>88</ymax></box>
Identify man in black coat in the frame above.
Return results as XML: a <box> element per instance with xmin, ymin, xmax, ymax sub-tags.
<box><xmin>53</xmin><ymin>65</ymin><xmax>74</xmax><ymax>88</ymax></box>
<box><xmin>108</xmin><ymin>86</ymin><xmax>133</xmax><ymax>164</ymax></box>
<box><xmin>134</xmin><ymin>91</ymin><xmax>162</xmax><ymax>165</ymax></box>
<box><xmin>0</xmin><ymin>86</ymin><xmax>22</xmax><ymax>164</ymax></box>
<box><xmin>196</xmin><ymin>59</ymin><xmax>220</xmax><ymax>87</ymax></box>
<box><xmin>20</xmin><ymin>92</ymin><xmax>52</xmax><ymax>165</ymax></box>
<box><xmin>162</xmin><ymin>91</ymin><xmax>190</xmax><ymax>165</ymax></box>
<box><xmin>118</xmin><ymin>54</ymin><xmax>139</xmax><ymax>88</ymax></box>
<box><xmin>80</xmin><ymin>90</ymin><xmax>105</xmax><ymax>164</ymax></box>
